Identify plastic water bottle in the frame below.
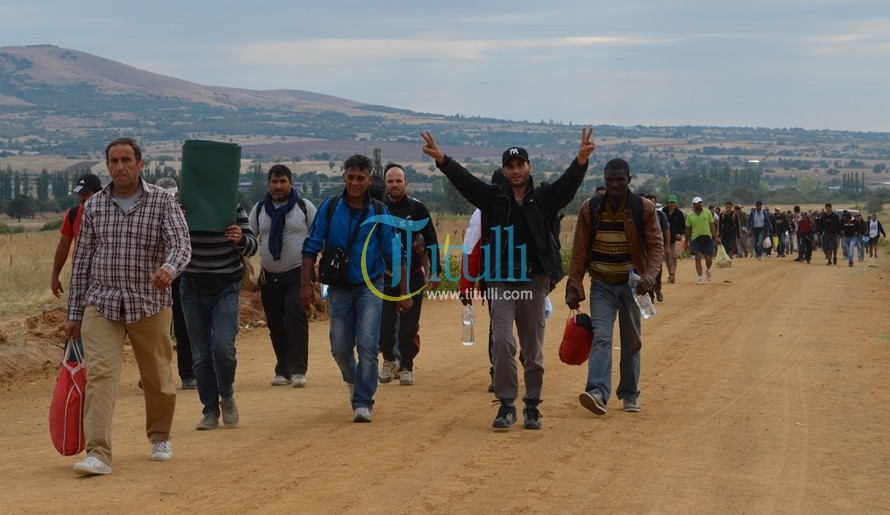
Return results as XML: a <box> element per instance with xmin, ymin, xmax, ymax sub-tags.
<box><xmin>543</xmin><ymin>296</ymin><xmax>553</xmax><ymax>320</ymax></box>
<box><xmin>628</xmin><ymin>268</ymin><xmax>656</xmax><ymax>319</ymax></box>
<box><xmin>461</xmin><ymin>304</ymin><xmax>475</xmax><ymax>346</ymax></box>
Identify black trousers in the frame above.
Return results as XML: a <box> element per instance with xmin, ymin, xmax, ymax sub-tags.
<box><xmin>260</xmin><ymin>268</ymin><xmax>309</xmax><ymax>376</ymax></box>
<box><xmin>171</xmin><ymin>276</ymin><xmax>193</xmax><ymax>381</ymax></box>
<box><xmin>378</xmin><ymin>272</ymin><xmax>424</xmax><ymax>370</ymax></box>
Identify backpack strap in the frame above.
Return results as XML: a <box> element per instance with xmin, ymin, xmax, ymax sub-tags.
<box><xmin>589</xmin><ymin>193</ymin><xmax>644</xmax><ymax>242</ymax></box>
<box><xmin>67</xmin><ymin>206</ymin><xmax>79</xmax><ymax>227</ymax></box>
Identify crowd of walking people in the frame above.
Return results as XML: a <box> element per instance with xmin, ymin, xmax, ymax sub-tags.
<box><xmin>53</xmin><ymin>135</ymin><xmax>885</xmax><ymax>476</ymax></box>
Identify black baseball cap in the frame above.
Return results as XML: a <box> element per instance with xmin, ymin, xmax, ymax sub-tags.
<box><xmin>73</xmin><ymin>173</ymin><xmax>102</xmax><ymax>194</ymax></box>
<box><xmin>502</xmin><ymin>147</ymin><xmax>529</xmax><ymax>166</ymax></box>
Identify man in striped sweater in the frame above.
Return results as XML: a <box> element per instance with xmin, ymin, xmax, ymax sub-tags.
<box><xmin>180</xmin><ymin>205</ymin><xmax>258</xmax><ymax>430</ymax></box>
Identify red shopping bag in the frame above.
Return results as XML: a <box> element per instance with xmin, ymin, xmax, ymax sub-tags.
<box><xmin>49</xmin><ymin>341</ymin><xmax>87</xmax><ymax>456</ymax></box>
<box><xmin>559</xmin><ymin>311</ymin><xmax>594</xmax><ymax>365</ymax></box>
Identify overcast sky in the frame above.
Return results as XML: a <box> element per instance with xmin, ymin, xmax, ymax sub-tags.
<box><xmin>2</xmin><ymin>1</ymin><xmax>889</xmax><ymax>132</ymax></box>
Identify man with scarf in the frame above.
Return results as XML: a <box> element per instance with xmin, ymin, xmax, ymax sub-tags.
<box><xmin>249</xmin><ymin>164</ymin><xmax>317</xmax><ymax>388</ymax></box>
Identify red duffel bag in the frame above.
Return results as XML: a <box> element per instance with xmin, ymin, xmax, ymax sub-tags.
<box><xmin>559</xmin><ymin>311</ymin><xmax>594</xmax><ymax>365</ymax></box>
<box><xmin>49</xmin><ymin>340</ymin><xmax>87</xmax><ymax>456</ymax></box>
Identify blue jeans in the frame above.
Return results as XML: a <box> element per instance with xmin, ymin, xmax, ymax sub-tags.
<box><xmin>844</xmin><ymin>237</ymin><xmax>857</xmax><ymax>264</ymax></box>
<box><xmin>327</xmin><ymin>280</ymin><xmax>383</xmax><ymax>410</ymax></box>
<box><xmin>586</xmin><ymin>279</ymin><xmax>642</xmax><ymax>404</ymax></box>
<box><xmin>751</xmin><ymin>227</ymin><xmax>768</xmax><ymax>258</ymax></box>
<box><xmin>180</xmin><ymin>277</ymin><xmax>241</xmax><ymax>417</ymax></box>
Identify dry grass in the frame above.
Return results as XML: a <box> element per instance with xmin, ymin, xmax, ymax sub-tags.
<box><xmin>0</xmin><ymin>231</ymin><xmax>65</xmax><ymax>319</ymax></box>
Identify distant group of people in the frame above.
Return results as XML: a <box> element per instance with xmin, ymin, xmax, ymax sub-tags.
<box><xmin>51</xmin><ymin>134</ymin><xmax>883</xmax><ymax>477</ymax></box>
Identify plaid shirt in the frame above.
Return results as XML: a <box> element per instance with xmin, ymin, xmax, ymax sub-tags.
<box><xmin>68</xmin><ymin>180</ymin><xmax>191</xmax><ymax>323</ymax></box>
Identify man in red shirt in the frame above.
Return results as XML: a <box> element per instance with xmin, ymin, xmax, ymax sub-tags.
<box><xmin>51</xmin><ymin>173</ymin><xmax>103</xmax><ymax>297</ymax></box>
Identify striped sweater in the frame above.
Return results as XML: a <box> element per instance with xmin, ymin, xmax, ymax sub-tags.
<box><xmin>184</xmin><ymin>203</ymin><xmax>258</xmax><ymax>282</ymax></box>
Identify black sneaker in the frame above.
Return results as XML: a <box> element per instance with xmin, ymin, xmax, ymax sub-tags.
<box><xmin>492</xmin><ymin>403</ymin><xmax>516</xmax><ymax>432</ymax></box>
<box><xmin>522</xmin><ymin>406</ymin><xmax>542</xmax><ymax>430</ymax></box>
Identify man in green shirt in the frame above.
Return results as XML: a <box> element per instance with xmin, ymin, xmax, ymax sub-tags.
<box><xmin>684</xmin><ymin>196</ymin><xmax>717</xmax><ymax>285</ymax></box>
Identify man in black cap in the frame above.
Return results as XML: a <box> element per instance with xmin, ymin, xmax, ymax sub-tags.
<box><xmin>51</xmin><ymin>173</ymin><xmax>103</xmax><ymax>298</ymax></box>
<box><xmin>422</xmin><ymin>129</ymin><xmax>594</xmax><ymax>432</ymax></box>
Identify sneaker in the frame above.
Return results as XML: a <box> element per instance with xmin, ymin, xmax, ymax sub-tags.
<box><xmin>270</xmin><ymin>375</ymin><xmax>290</xmax><ymax>386</ymax></box>
<box><xmin>221</xmin><ymin>397</ymin><xmax>239</xmax><ymax>428</ymax></box>
<box><xmin>399</xmin><ymin>369</ymin><xmax>414</xmax><ymax>385</ymax></box>
<box><xmin>150</xmin><ymin>441</ymin><xmax>173</xmax><ymax>461</ymax></box>
<box><xmin>623</xmin><ymin>397</ymin><xmax>641</xmax><ymax>413</ymax></box>
<box><xmin>668</xmin><ymin>274</ymin><xmax>675</xmax><ymax>284</ymax></box>
<box><xmin>379</xmin><ymin>360</ymin><xmax>398</xmax><ymax>384</ymax></box>
<box><xmin>655</xmin><ymin>291</ymin><xmax>664</xmax><ymax>302</ymax></box>
<box><xmin>706</xmin><ymin>269</ymin><xmax>712</xmax><ymax>281</ymax></box>
<box><xmin>833</xmin><ymin>257</ymin><xmax>837</xmax><ymax>265</ymax></box>
<box><xmin>492</xmin><ymin>403</ymin><xmax>517</xmax><ymax>431</ymax></box>
<box><xmin>522</xmin><ymin>406</ymin><xmax>542</xmax><ymax>430</ymax></box>
<box><xmin>696</xmin><ymin>277</ymin><xmax>704</xmax><ymax>285</ymax></box>
<box><xmin>353</xmin><ymin>407</ymin><xmax>372</xmax><ymax>423</ymax></box>
<box><xmin>181</xmin><ymin>378</ymin><xmax>197</xmax><ymax>390</ymax></box>
<box><xmin>579</xmin><ymin>391</ymin><xmax>607</xmax><ymax>415</ymax></box>
<box><xmin>849</xmin><ymin>261</ymin><xmax>853</xmax><ymax>267</ymax></box>
<box><xmin>195</xmin><ymin>413</ymin><xmax>219</xmax><ymax>430</ymax></box>
<box><xmin>73</xmin><ymin>456</ymin><xmax>112</xmax><ymax>476</ymax></box>
<box><xmin>291</xmin><ymin>374</ymin><xmax>307</xmax><ymax>388</ymax></box>
<box><xmin>827</xmin><ymin>259</ymin><xmax>832</xmax><ymax>266</ymax></box>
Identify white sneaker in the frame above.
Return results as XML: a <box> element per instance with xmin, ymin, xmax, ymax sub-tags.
<box><xmin>353</xmin><ymin>407</ymin><xmax>372</xmax><ymax>423</ymax></box>
<box><xmin>399</xmin><ymin>369</ymin><xmax>414</xmax><ymax>385</ymax></box>
<box><xmin>270</xmin><ymin>375</ymin><xmax>290</xmax><ymax>386</ymax></box>
<box><xmin>696</xmin><ymin>276</ymin><xmax>704</xmax><ymax>285</ymax></box>
<box><xmin>291</xmin><ymin>374</ymin><xmax>307</xmax><ymax>388</ymax></box>
<box><xmin>380</xmin><ymin>360</ymin><xmax>398</xmax><ymax>383</ymax></box>
<box><xmin>150</xmin><ymin>441</ymin><xmax>173</xmax><ymax>461</ymax></box>
<box><xmin>73</xmin><ymin>456</ymin><xmax>112</xmax><ymax>476</ymax></box>
<box><xmin>706</xmin><ymin>269</ymin><xmax>712</xmax><ymax>281</ymax></box>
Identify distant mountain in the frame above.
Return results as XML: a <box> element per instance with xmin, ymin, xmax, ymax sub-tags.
<box><xmin>0</xmin><ymin>44</ymin><xmax>367</xmax><ymax>112</ymax></box>
<box><xmin>0</xmin><ymin>44</ymin><xmax>488</xmax><ymax>156</ymax></box>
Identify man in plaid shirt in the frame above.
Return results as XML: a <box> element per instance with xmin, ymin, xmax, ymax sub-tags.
<box><xmin>66</xmin><ymin>137</ymin><xmax>191</xmax><ymax>476</ymax></box>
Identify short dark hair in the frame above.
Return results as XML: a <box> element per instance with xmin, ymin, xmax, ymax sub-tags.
<box><xmin>267</xmin><ymin>164</ymin><xmax>292</xmax><ymax>181</ymax></box>
<box><xmin>105</xmin><ymin>137</ymin><xmax>142</xmax><ymax>163</ymax></box>
<box><xmin>825</xmin><ymin>203</ymin><xmax>833</xmax><ymax>208</ymax></box>
<box><xmin>603</xmin><ymin>158</ymin><xmax>630</xmax><ymax>175</ymax></box>
<box><xmin>594</xmin><ymin>185</ymin><xmax>606</xmax><ymax>193</ymax></box>
<box><xmin>344</xmin><ymin>154</ymin><xmax>372</xmax><ymax>173</ymax></box>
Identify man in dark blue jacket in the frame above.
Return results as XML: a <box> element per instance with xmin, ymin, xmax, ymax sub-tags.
<box><xmin>301</xmin><ymin>154</ymin><xmax>411</xmax><ymax>423</ymax></box>
<box><xmin>421</xmin><ymin>130</ymin><xmax>594</xmax><ymax>432</ymax></box>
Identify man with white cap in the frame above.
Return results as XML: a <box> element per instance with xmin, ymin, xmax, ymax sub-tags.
<box><xmin>684</xmin><ymin>196</ymin><xmax>717</xmax><ymax>285</ymax></box>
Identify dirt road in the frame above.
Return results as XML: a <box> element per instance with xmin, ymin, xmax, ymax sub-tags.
<box><xmin>2</xmin><ymin>253</ymin><xmax>889</xmax><ymax>513</ymax></box>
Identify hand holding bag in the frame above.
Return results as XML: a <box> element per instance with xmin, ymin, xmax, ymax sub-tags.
<box><xmin>559</xmin><ymin>311</ymin><xmax>594</xmax><ymax>365</ymax></box>
<box><xmin>49</xmin><ymin>340</ymin><xmax>87</xmax><ymax>456</ymax></box>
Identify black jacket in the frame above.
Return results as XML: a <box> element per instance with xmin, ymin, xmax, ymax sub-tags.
<box><xmin>437</xmin><ymin>156</ymin><xmax>587</xmax><ymax>285</ymax></box>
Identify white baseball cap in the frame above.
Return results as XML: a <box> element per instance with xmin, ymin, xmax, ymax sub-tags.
<box><xmin>692</xmin><ymin>196</ymin><xmax>703</xmax><ymax>204</ymax></box>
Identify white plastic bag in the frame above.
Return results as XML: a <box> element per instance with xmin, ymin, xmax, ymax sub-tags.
<box><xmin>762</xmin><ymin>236</ymin><xmax>772</xmax><ymax>249</ymax></box>
<box><xmin>716</xmin><ymin>244</ymin><xmax>732</xmax><ymax>268</ymax></box>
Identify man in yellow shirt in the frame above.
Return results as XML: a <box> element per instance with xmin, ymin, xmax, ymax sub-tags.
<box><xmin>684</xmin><ymin>196</ymin><xmax>717</xmax><ymax>285</ymax></box>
